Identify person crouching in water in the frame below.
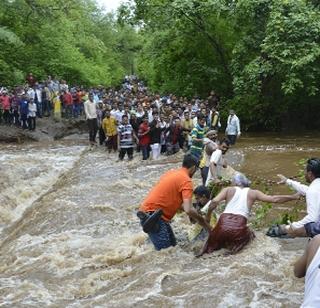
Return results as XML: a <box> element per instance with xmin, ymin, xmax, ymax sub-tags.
<box><xmin>189</xmin><ymin>185</ymin><xmax>216</xmax><ymax>241</ymax></box>
<box><xmin>198</xmin><ymin>173</ymin><xmax>300</xmax><ymax>256</ymax></box>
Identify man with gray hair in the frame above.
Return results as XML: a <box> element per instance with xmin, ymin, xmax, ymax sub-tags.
<box><xmin>198</xmin><ymin>173</ymin><xmax>299</xmax><ymax>256</ymax></box>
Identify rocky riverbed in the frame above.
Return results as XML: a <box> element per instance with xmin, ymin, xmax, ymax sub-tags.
<box><xmin>0</xmin><ymin>118</ymin><xmax>87</xmax><ymax>143</ymax></box>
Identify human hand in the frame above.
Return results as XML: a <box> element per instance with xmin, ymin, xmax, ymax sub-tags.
<box><xmin>293</xmin><ymin>192</ymin><xmax>301</xmax><ymax>200</ymax></box>
<box><xmin>204</xmin><ymin>220</ymin><xmax>211</xmax><ymax>232</ymax></box>
<box><xmin>237</xmin><ymin>132</ymin><xmax>241</xmax><ymax>137</ymax></box>
<box><xmin>205</xmin><ymin>214</ymin><xmax>211</xmax><ymax>224</ymax></box>
<box><xmin>277</xmin><ymin>174</ymin><xmax>287</xmax><ymax>184</ymax></box>
<box><xmin>213</xmin><ymin>178</ymin><xmax>222</xmax><ymax>185</ymax></box>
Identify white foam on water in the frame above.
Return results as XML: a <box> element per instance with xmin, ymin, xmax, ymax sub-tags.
<box><xmin>0</xmin><ymin>142</ymin><xmax>309</xmax><ymax>307</ymax></box>
<box><xmin>0</xmin><ymin>145</ymin><xmax>85</xmax><ymax>231</ymax></box>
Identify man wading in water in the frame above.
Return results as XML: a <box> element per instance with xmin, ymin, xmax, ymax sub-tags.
<box><xmin>137</xmin><ymin>154</ymin><xmax>211</xmax><ymax>250</ymax></box>
<box><xmin>198</xmin><ymin>173</ymin><xmax>300</xmax><ymax>256</ymax></box>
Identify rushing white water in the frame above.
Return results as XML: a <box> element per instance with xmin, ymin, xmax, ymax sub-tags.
<box><xmin>0</xmin><ymin>145</ymin><xmax>85</xmax><ymax>233</ymax></box>
<box><xmin>0</xmin><ymin>137</ymin><xmax>317</xmax><ymax>307</ymax></box>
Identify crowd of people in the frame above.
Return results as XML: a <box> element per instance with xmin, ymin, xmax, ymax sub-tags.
<box><xmin>0</xmin><ymin>75</ymin><xmax>241</xmax><ymax>158</ymax></box>
<box><xmin>0</xmin><ymin>74</ymin><xmax>319</xmax><ymax>306</ymax></box>
<box><xmin>82</xmin><ymin>76</ymin><xmax>241</xmax><ymax>163</ymax></box>
<box><xmin>0</xmin><ymin>73</ymin><xmax>87</xmax><ymax>130</ymax></box>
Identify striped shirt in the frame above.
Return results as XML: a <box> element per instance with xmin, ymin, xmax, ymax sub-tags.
<box><xmin>190</xmin><ymin>123</ymin><xmax>205</xmax><ymax>153</ymax></box>
<box><xmin>118</xmin><ymin>124</ymin><xmax>134</xmax><ymax>148</ymax></box>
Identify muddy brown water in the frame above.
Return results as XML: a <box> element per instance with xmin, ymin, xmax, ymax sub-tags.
<box><xmin>0</xmin><ymin>133</ymin><xmax>319</xmax><ymax>307</ymax></box>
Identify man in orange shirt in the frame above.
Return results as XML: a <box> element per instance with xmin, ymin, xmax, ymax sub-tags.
<box><xmin>138</xmin><ymin>154</ymin><xmax>211</xmax><ymax>250</ymax></box>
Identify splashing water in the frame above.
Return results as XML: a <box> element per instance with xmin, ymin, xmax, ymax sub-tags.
<box><xmin>1</xmin><ymin>134</ymin><xmax>319</xmax><ymax>307</ymax></box>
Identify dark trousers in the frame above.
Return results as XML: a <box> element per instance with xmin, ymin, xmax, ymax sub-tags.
<box><xmin>87</xmin><ymin>118</ymin><xmax>98</xmax><ymax>143</ymax></box>
<box><xmin>65</xmin><ymin>105</ymin><xmax>73</xmax><ymax>119</ymax></box>
<box><xmin>3</xmin><ymin>110</ymin><xmax>10</xmax><ymax>124</ymax></box>
<box><xmin>201</xmin><ymin>166</ymin><xmax>209</xmax><ymax>185</ymax></box>
<box><xmin>305</xmin><ymin>221</ymin><xmax>320</xmax><ymax>237</ymax></box>
<box><xmin>42</xmin><ymin>100</ymin><xmax>50</xmax><ymax>116</ymax></box>
<box><xmin>99</xmin><ymin>127</ymin><xmax>106</xmax><ymax>145</ymax></box>
<box><xmin>12</xmin><ymin>110</ymin><xmax>19</xmax><ymax>126</ymax></box>
<box><xmin>73</xmin><ymin>104</ymin><xmax>81</xmax><ymax>118</ymax></box>
<box><xmin>28</xmin><ymin>116</ymin><xmax>36</xmax><ymax>130</ymax></box>
<box><xmin>139</xmin><ymin>217</ymin><xmax>176</xmax><ymax>250</ymax></box>
<box><xmin>227</xmin><ymin>134</ymin><xmax>237</xmax><ymax>145</ymax></box>
<box><xmin>106</xmin><ymin>135</ymin><xmax>117</xmax><ymax>152</ymax></box>
<box><xmin>141</xmin><ymin>144</ymin><xmax>150</xmax><ymax>160</ymax></box>
<box><xmin>119</xmin><ymin>147</ymin><xmax>133</xmax><ymax>160</ymax></box>
<box><xmin>36</xmin><ymin>102</ymin><xmax>43</xmax><ymax>118</ymax></box>
<box><xmin>21</xmin><ymin>114</ymin><xmax>28</xmax><ymax>129</ymax></box>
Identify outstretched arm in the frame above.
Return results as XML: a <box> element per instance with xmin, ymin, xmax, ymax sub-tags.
<box><xmin>277</xmin><ymin>174</ymin><xmax>308</xmax><ymax>196</ymax></box>
<box><xmin>206</xmin><ymin>188</ymin><xmax>228</xmax><ymax>222</ymax></box>
<box><xmin>253</xmin><ymin>190</ymin><xmax>300</xmax><ymax>203</ymax></box>
<box><xmin>182</xmin><ymin>199</ymin><xmax>211</xmax><ymax>232</ymax></box>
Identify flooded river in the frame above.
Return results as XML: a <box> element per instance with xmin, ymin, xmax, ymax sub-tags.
<box><xmin>0</xmin><ymin>133</ymin><xmax>320</xmax><ymax>307</ymax></box>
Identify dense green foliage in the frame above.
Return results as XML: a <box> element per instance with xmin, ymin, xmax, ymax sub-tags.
<box><xmin>2</xmin><ymin>0</ymin><xmax>319</xmax><ymax>130</ymax></box>
<box><xmin>122</xmin><ymin>0</ymin><xmax>320</xmax><ymax>130</ymax></box>
<box><xmin>0</xmin><ymin>0</ymin><xmax>140</xmax><ymax>87</ymax></box>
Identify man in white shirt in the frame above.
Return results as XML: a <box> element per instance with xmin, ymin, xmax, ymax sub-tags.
<box><xmin>225</xmin><ymin>109</ymin><xmax>241</xmax><ymax>145</ymax></box>
<box><xmin>201</xmin><ymin>130</ymin><xmax>219</xmax><ymax>185</ymax></box>
<box><xmin>113</xmin><ymin>105</ymin><xmax>124</xmax><ymax>124</ymax></box>
<box><xmin>35</xmin><ymin>85</ymin><xmax>43</xmax><ymax>117</ymax></box>
<box><xmin>277</xmin><ymin>158</ymin><xmax>320</xmax><ymax>237</ymax></box>
<box><xmin>205</xmin><ymin>139</ymin><xmax>230</xmax><ymax>186</ymax></box>
<box><xmin>294</xmin><ymin>235</ymin><xmax>320</xmax><ymax>307</ymax></box>
<box><xmin>84</xmin><ymin>93</ymin><xmax>98</xmax><ymax>147</ymax></box>
<box><xmin>27</xmin><ymin>87</ymin><xmax>35</xmax><ymax>101</ymax></box>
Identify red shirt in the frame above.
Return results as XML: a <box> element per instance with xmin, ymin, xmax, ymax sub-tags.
<box><xmin>63</xmin><ymin>92</ymin><xmax>73</xmax><ymax>105</ymax></box>
<box><xmin>139</xmin><ymin>122</ymin><xmax>150</xmax><ymax>146</ymax></box>
<box><xmin>75</xmin><ymin>92</ymin><xmax>82</xmax><ymax>104</ymax></box>
<box><xmin>0</xmin><ymin>95</ymin><xmax>10</xmax><ymax>110</ymax></box>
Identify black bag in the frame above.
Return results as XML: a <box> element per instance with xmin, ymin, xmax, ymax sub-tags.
<box><xmin>137</xmin><ymin>209</ymin><xmax>163</xmax><ymax>233</ymax></box>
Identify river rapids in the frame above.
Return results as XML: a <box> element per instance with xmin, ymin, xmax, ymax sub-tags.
<box><xmin>1</xmin><ymin>133</ymin><xmax>320</xmax><ymax>307</ymax></box>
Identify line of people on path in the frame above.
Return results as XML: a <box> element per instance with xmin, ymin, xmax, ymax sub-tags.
<box><xmin>0</xmin><ymin>76</ymin><xmax>88</xmax><ymax>130</ymax></box>
<box><xmin>1</xmin><ymin>74</ymin><xmax>241</xmax><ymax>151</ymax></box>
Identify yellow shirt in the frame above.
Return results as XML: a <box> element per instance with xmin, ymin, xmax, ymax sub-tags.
<box><xmin>53</xmin><ymin>96</ymin><xmax>61</xmax><ymax>120</ymax></box>
<box><xmin>182</xmin><ymin>119</ymin><xmax>193</xmax><ymax>131</ymax></box>
<box><xmin>102</xmin><ymin>117</ymin><xmax>117</xmax><ymax>136</ymax></box>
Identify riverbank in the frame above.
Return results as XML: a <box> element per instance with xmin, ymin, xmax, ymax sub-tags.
<box><xmin>0</xmin><ymin>117</ymin><xmax>87</xmax><ymax>143</ymax></box>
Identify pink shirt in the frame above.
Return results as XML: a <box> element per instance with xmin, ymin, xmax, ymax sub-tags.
<box><xmin>1</xmin><ymin>96</ymin><xmax>10</xmax><ymax>110</ymax></box>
